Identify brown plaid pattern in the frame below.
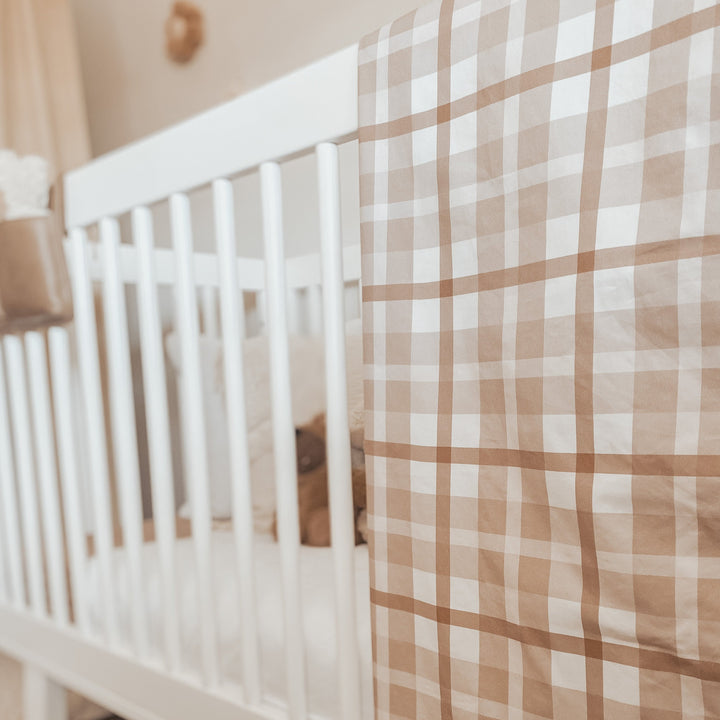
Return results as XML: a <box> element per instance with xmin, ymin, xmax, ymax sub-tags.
<box><xmin>358</xmin><ymin>1</ymin><xmax>720</xmax><ymax>718</ymax></box>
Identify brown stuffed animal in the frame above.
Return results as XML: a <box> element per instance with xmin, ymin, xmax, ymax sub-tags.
<box><xmin>272</xmin><ymin>413</ymin><xmax>367</xmax><ymax>547</ymax></box>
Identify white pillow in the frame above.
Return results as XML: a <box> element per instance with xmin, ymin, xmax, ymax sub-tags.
<box><xmin>165</xmin><ymin>322</ymin><xmax>363</xmax><ymax>532</ymax></box>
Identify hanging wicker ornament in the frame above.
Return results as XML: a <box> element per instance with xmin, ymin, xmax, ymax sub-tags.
<box><xmin>165</xmin><ymin>2</ymin><xmax>204</xmax><ymax>64</ymax></box>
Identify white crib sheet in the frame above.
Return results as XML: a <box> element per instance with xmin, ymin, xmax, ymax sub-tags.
<box><xmin>85</xmin><ymin>532</ymin><xmax>373</xmax><ymax>719</ymax></box>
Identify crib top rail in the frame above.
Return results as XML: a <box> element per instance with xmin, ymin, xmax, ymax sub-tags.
<box><xmin>70</xmin><ymin>239</ymin><xmax>361</xmax><ymax>289</ymax></box>
<box><xmin>63</xmin><ymin>45</ymin><xmax>359</xmax><ymax>230</ymax></box>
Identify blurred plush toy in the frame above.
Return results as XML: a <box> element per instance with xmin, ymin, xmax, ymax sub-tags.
<box><xmin>273</xmin><ymin>413</ymin><xmax>368</xmax><ymax>547</ymax></box>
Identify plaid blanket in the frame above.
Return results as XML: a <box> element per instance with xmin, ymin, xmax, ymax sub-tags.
<box><xmin>358</xmin><ymin>1</ymin><xmax>720</xmax><ymax>718</ymax></box>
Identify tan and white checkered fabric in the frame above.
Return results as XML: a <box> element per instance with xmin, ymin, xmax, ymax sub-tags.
<box><xmin>358</xmin><ymin>1</ymin><xmax>720</xmax><ymax>718</ymax></box>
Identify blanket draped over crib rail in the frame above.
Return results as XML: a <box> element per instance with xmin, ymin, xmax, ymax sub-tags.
<box><xmin>359</xmin><ymin>1</ymin><xmax>720</xmax><ymax>718</ymax></box>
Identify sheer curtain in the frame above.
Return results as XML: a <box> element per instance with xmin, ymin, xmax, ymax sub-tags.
<box><xmin>0</xmin><ymin>2</ymin><xmax>98</xmax><ymax>718</ymax></box>
<box><xmin>0</xmin><ymin>0</ymin><xmax>90</xmax><ymax>174</ymax></box>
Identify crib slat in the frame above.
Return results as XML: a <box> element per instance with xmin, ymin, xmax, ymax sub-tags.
<box><xmin>0</xmin><ymin>346</ymin><xmax>26</xmax><ymax>609</ymax></box>
<box><xmin>260</xmin><ymin>161</ymin><xmax>307</xmax><ymax>720</ymax></box>
<box><xmin>48</xmin><ymin>327</ymin><xmax>91</xmax><ymax>633</ymax></box>
<box><xmin>25</xmin><ymin>332</ymin><xmax>70</xmax><ymax>626</ymax></box>
<box><xmin>212</xmin><ymin>178</ymin><xmax>261</xmax><ymax>704</ymax></box>
<box><xmin>3</xmin><ymin>336</ymin><xmax>46</xmax><ymax>616</ymax></box>
<box><xmin>0</xmin><ymin>462</ymin><xmax>7</xmax><ymax>605</ymax></box>
<box><xmin>316</xmin><ymin>143</ymin><xmax>362</xmax><ymax>720</ymax></box>
<box><xmin>68</xmin><ymin>228</ymin><xmax>119</xmax><ymax>644</ymax></box>
<box><xmin>170</xmin><ymin>193</ymin><xmax>219</xmax><ymax>687</ymax></box>
<box><xmin>0</xmin><ymin>501</ymin><xmax>7</xmax><ymax>605</ymax></box>
<box><xmin>132</xmin><ymin>206</ymin><xmax>182</xmax><ymax>671</ymax></box>
<box><xmin>100</xmin><ymin>218</ymin><xmax>149</xmax><ymax>658</ymax></box>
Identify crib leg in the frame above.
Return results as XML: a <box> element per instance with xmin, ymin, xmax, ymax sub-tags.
<box><xmin>23</xmin><ymin>665</ymin><xmax>68</xmax><ymax>720</ymax></box>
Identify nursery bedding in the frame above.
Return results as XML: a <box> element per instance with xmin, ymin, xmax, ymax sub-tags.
<box><xmin>77</xmin><ymin>323</ymin><xmax>370</xmax><ymax>718</ymax></box>
<box><xmin>84</xmin><ymin>530</ymin><xmax>374</xmax><ymax>720</ymax></box>
<box><xmin>359</xmin><ymin>1</ymin><xmax>720</xmax><ymax>719</ymax></box>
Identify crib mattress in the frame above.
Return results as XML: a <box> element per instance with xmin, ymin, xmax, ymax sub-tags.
<box><xmin>85</xmin><ymin>532</ymin><xmax>373</xmax><ymax>719</ymax></box>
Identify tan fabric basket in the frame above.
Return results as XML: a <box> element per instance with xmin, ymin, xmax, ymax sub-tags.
<box><xmin>0</xmin><ymin>213</ymin><xmax>73</xmax><ymax>334</ymax></box>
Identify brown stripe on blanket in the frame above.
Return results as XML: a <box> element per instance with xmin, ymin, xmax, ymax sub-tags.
<box><xmin>364</xmin><ymin>441</ymin><xmax>720</xmax><ymax>477</ymax></box>
<box><xmin>362</xmin><ymin>234</ymin><xmax>720</xmax><ymax>302</ymax></box>
<box><xmin>370</xmin><ymin>589</ymin><xmax>720</xmax><ymax>684</ymax></box>
<box><xmin>573</xmin><ymin>1</ymin><xmax>615</xmax><ymax>713</ymax></box>
<box><xmin>433</xmin><ymin>2</ymin><xmax>455</xmax><ymax>716</ymax></box>
<box><xmin>359</xmin><ymin>6</ymin><xmax>720</xmax><ymax>142</ymax></box>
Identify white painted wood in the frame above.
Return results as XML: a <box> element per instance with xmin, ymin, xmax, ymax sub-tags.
<box><xmin>75</xmin><ymin>240</ymin><xmax>265</xmax><ymax>289</ymax></box>
<box><xmin>72</xmin><ymin>239</ymin><xmax>360</xmax><ymax>290</ymax></box>
<box><xmin>64</xmin><ymin>45</ymin><xmax>359</xmax><ymax>229</ymax></box>
<box><xmin>23</xmin><ymin>665</ymin><xmax>68</xmax><ymax>720</ymax></box>
<box><xmin>25</xmin><ymin>332</ymin><xmax>70</xmax><ymax>626</ymax></box>
<box><xmin>67</xmin><ymin>229</ymin><xmax>118</xmax><ymax>645</ymax></box>
<box><xmin>69</xmin><ymin>353</ymin><xmax>93</xmax><ymax>538</ymax></box>
<box><xmin>0</xmin><ymin>346</ymin><xmax>25</xmax><ymax>608</ymax></box>
<box><xmin>3</xmin><ymin>335</ymin><xmax>46</xmax><ymax>616</ymax></box>
<box><xmin>316</xmin><ymin>143</ymin><xmax>361</xmax><ymax>720</ymax></box>
<box><xmin>213</xmin><ymin>179</ymin><xmax>261</xmax><ymax>705</ymax></box>
<box><xmin>48</xmin><ymin>327</ymin><xmax>91</xmax><ymax>634</ymax></box>
<box><xmin>260</xmin><ymin>161</ymin><xmax>307</xmax><ymax>720</ymax></box>
<box><xmin>0</xmin><ymin>489</ymin><xmax>7</xmax><ymax>605</ymax></box>
<box><xmin>100</xmin><ymin>218</ymin><xmax>149</xmax><ymax>658</ymax></box>
<box><xmin>170</xmin><ymin>193</ymin><xmax>219</xmax><ymax>687</ymax></box>
<box><xmin>132</xmin><ymin>206</ymin><xmax>182</xmax><ymax>671</ymax></box>
<box><xmin>0</xmin><ymin>606</ymin><xmax>282</xmax><ymax>720</ymax></box>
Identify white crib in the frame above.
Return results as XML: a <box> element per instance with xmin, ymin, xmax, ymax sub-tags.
<box><xmin>0</xmin><ymin>45</ymin><xmax>367</xmax><ymax>720</ymax></box>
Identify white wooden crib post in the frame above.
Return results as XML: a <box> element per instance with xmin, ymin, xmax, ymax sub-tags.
<box><xmin>23</xmin><ymin>666</ymin><xmax>67</xmax><ymax>720</ymax></box>
<box><xmin>316</xmin><ymin>142</ymin><xmax>361</xmax><ymax>720</ymax></box>
<box><xmin>4</xmin><ymin>335</ymin><xmax>47</xmax><ymax>617</ymax></box>
<box><xmin>68</xmin><ymin>229</ymin><xmax>119</xmax><ymax>646</ymax></box>
<box><xmin>25</xmin><ymin>332</ymin><xmax>70</xmax><ymax>626</ymax></box>
<box><xmin>101</xmin><ymin>218</ymin><xmax>149</xmax><ymax>659</ymax></box>
<box><xmin>133</xmin><ymin>206</ymin><xmax>182</xmax><ymax>671</ymax></box>
<box><xmin>170</xmin><ymin>193</ymin><xmax>219</xmax><ymax>687</ymax></box>
<box><xmin>48</xmin><ymin>327</ymin><xmax>91</xmax><ymax>635</ymax></box>
<box><xmin>260</xmin><ymin>161</ymin><xmax>308</xmax><ymax>720</ymax></box>
<box><xmin>213</xmin><ymin>178</ymin><xmax>262</xmax><ymax>705</ymax></box>
<box><xmin>0</xmin><ymin>345</ymin><xmax>25</xmax><ymax>609</ymax></box>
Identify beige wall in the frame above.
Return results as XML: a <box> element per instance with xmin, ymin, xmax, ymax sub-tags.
<box><xmin>71</xmin><ymin>0</ymin><xmax>422</xmax><ymax>157</ymax></box>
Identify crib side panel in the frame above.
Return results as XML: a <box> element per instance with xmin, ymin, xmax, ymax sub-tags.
<box><xmin>63</xmin><ymin>46</ymin><xmax>359</xmax><ymax>230</ymax></box>
<box><xmin>0</xmin><ymin>43</ymin><xmax>365</xmax><ymax>720</ymax></box>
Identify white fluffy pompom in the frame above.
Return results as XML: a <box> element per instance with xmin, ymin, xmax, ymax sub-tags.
<box><xmin>0</xmin><ymin>151</ymin><xmax>50</xmax><ymax>221</ymax></box>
